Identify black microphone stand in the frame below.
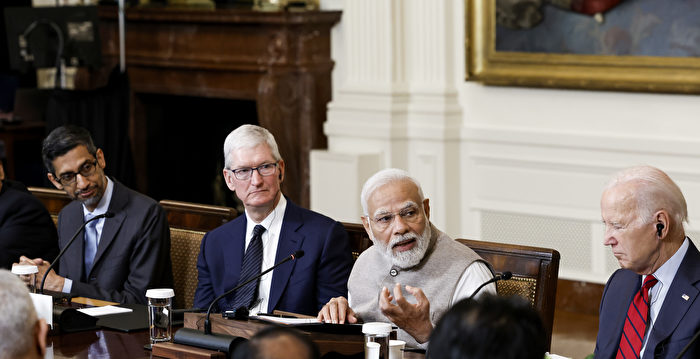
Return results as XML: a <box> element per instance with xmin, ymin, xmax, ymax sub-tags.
<box><xmin>40</xmin><ymin>212</ymin><xmax>114</xmax><ymax>294</ymax></box>
<box><xmin>173</xmin><ymin>251</ymin><xmax>304</xmax><ymax>354</ymax></box>
<box><xmin>37</xmin><ymin>212</ymin><xmax>113</xmax><ymax>333</ymax></box>
<box><xmin>204</xmin><ymin>250</ymin><xmax>303</xmax><ymax>334</ymax></box>
<box><xmin>675</xmin><ymin>328</ymin><xmax>700</xmax><ymax>359</ymax></box>
<box><xmin>467</xmin><ymin>271</ymin><xmax>512</xmax><ymax>300</ymax></box>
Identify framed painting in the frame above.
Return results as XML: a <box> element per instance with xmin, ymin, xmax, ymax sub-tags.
<box><xmin>465</xmin><ymin>0</ymin><xmax>700</xmax><ymax>94</ymax></box>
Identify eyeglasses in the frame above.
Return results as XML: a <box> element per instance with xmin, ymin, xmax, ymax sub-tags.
<box><xmin>369</xmin><ymin>205</ymin><xmax>423</xmax><ymax>231</ymax></box>
<box><xmin>55</xmin><ymin>159</ymin><xmax>98</xmax><ymax>186</ymax></box>
<box><xmin>228</xmin><ymin>162</ymin><xmax>279</xmax><ymax>181</ymax></box>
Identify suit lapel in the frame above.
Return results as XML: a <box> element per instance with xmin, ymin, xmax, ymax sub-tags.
<box><xmin>62</xmin><ymin>203</ymin><xmax>87</xmax><ymax>281</ymax></box>
<box><xmin>601</xmin><ymin>273</ymin><xmax>641</xmax><ymax>358</ymax></box>
<box><xmin>267</xmin><ymin>201</ymin><xmax>304</xmax><ymax>312</ymax></box>
<box><xmin>227</xmin><ymin>217</ymin><xmax>247</xmax><ymax>287</ymax></box>
<box><xmin>89</xmin><ymin>180</ymin><xmax>126</xmax><ymax>278</ymax></box>
<box><xmin>644</xmin><ymin>241</ymin><xmax>700</xmax><ymax>357</ymax></box>
<box><xmin>220</xmin><ymin>216</ymin><xmax>247</xmax><ymax>310</ymax></box>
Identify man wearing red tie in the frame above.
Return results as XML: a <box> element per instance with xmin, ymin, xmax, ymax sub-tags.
<box><xmin>595</xmin><ymin>165</ymin><xmax>700</xmax><ymax>358</ymax></box>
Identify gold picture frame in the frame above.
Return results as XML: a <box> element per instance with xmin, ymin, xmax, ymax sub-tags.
<box><xmin>465</xmin><ymin>0</ymin><xmax>700</xmax><ymax>94</ymax></box>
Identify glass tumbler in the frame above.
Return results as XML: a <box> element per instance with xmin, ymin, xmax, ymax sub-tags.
<box><xmin>146</xmin><ymin>288</ymin><xmax>175</xmax><ymax>344</ymax></box>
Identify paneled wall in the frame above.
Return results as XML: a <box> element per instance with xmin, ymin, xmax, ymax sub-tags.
<box><xmin>315</xmin><ymin>0</ymin><xmax>700</xmax><ymax>283</ymax></box>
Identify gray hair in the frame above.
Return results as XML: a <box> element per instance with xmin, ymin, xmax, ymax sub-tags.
<box><xmin>604</xmin><ymin>165</ymin><xmax>688</xmax><ymax>228</ymax></box>
<box><xmin>0</xmin><ymin>269</ymin><xmax>38</xmax><ymax>359</ymax></box>
<box><xmin>361</xmin><ymin>168</ymin><xmax>425</xmax><ymax>215</ymax></box>
<box><xmin>223</xmin><ymin>125</ymin><xmax>282</xmax><ymax>169</ymax></box>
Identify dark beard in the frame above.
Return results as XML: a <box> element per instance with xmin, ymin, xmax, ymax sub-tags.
<box><xmin>73</xmin><ymin>185</ymin><xmax>103</xmax><ymax>208</ymax></box>
<box><xmin>79</xmin><ymin>195</ymin><xmax>101</xmax><ymax>208</ymax></box>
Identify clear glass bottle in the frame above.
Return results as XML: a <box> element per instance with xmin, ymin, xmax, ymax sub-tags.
<box><xmin>146</xmin><ymin>288</ymin><xmax>175</xmax><ymax>344</ymax></box>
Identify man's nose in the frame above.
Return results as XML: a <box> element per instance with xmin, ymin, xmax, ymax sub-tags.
<box><xmin>75</xmin><ymin>173</ymin><xmax>90</xmax><ymax>189</ymax></box>
<box><xmin>603</xmin><ymin>229</ymin><xmax>615</xmax><ymax>246</ymax></box>
<box><xmin>392</xmin><ymin>215</ymin><xmax>410</xmax><ymax>234</ymax></box>
<box><xmin>250</xmin><ymin>169</ymin><xmax>264</xmax><ymax>185</ymax></box>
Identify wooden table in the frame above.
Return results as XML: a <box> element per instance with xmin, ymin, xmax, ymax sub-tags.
<box><xmin>48</xmin><ymin>297</ymin><xmax>424</xmax><ymax>359</ymax></box>
<box><xmin>49</xmin><ymin>325</ymin><xmax>424</xmax><ymax>359</ymax></box>
<box><xmin>183</xmin><ymin>313</ymin><xmax>425</xmax><ymax>358</ymax></box>
<box><xmin>50</xmin><ymin>329</ymin><xmax>151</xmax><ymax>359</ymax></box>
<box><xmin>49</xmin><ymin>296</ymin><xmax>153</xmax><ymax>359</ymax></box>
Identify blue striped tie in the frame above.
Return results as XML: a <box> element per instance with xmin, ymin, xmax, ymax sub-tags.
<box><xmin>84</xmin><ymin>213</ymin><xmax>99</xmax><ymax>275</ymax></box>
<box><xmin>230</xmin><ymin>224</ymin><xmax>266</xmax><ymax>310</ymax></box>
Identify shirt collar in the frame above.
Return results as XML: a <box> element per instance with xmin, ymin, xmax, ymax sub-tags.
<box><xmin>83</xmin><ymin>177</ymin><xmax>114</xmax><ymax>218</ymax></box>
<box><xmin>645</xmin><ymin>237</ymin><xmax>689</xmax><ymax>287</ymax></box>
<box><xmin>245</xmin><ymin>194</ymin><xmax>287</xmax><ymax>230</ymax></box>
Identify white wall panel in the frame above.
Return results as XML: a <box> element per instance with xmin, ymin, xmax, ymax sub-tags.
<box><xmin>316</xmin><ymin>0</ymin><xmax>700</xmax><ymax>283</ymax></box>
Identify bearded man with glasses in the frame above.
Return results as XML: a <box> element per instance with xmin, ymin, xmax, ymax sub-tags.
<box><xmin>194</xmin><ymin>124</ymin><xmax>353</xmax><ymax>316</ymax></box>
<box><xmin>318</xmin><ymin>168</ymin><xmax>496</xmax><ymax>348</ymax></box>
<box><xmin>15</xmin><ymin>125</ymin><xmax>172</xmax><ymax>304</ymax></box>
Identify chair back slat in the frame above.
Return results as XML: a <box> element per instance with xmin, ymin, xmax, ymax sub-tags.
<box><xmin>160</xmin><ymin>200</ymin><xmax>238</xmax><ymax>309</ymax></box>
<box><xmin>457</xmin><ymin>238</ymin><xmax>560</xmax><ymax>351</ymax></box>
<box><xmin>28</xmin><ymin>186</ymin><xmax>71</xmax><ymax>217</ymax></box>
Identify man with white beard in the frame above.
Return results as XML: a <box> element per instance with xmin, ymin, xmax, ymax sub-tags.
<box><xmin>317</xmin><ymin>168</ymin><xmax>496</xmax><ymax>348</ymax></box>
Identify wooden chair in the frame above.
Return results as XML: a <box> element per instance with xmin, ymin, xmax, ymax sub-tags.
<box><xmin>160</xmin><ymin>200</ymin><xmax>238</xmax><ymax>309</ymax></box>
<box><xmin>342</xmin><ymin>222</ymin><xmax>371</xmax><ymax>260</ymax></box>
<box><xmin>341</xmin><ymin>222</ymin><xmax>560</xmax><ymax>351</ymax></box>
<box><xmin>28</xmin><ymin>186</ymin><xmax>72</xmax><ymax>225</ymax></box>
<box><xmin>456</xmin><ymin>238</ymin><xmax>560</xmax><ymax>351</ymax></box>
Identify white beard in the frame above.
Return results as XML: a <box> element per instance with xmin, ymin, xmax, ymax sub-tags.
<box><xmin>370</xmin><ymin>221</ymin><xmax>432</xmax><ymax>269</ymax></box>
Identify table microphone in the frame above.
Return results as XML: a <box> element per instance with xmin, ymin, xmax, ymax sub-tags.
<box><xmin>467</xmin><ymin>271</ymin><xmax>512</xmax><ymax>300</ymax></box>
<box><xmin>40</xmin><ymin>211</ymin><xmax>115</xmax><ymax>294</ymax></box>
<box><xmin>174</xmin><ymin>250</ymin><xmax>305</xmax><ymax>354</ymax></box>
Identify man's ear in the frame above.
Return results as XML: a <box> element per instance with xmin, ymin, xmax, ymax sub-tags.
<box><xmin>35</xmin><ymin>318</ymin><xmax>48</xmax><ymax>357</ymax></box>
<box><xmin>423</xmin><ymin>198</ymin><xmax>430</xmax><ymax>221</ymax></box>
<box><xmin>96</xmin><ymin>148</ymin><xmax>106</xmax><ymax>170</ymax></box>
<box><xmin>47</xmin><ymin>173</ymin><xmax>63</xmax><ymax>190</ymax></box>
<box><xmin>222</xmin><ymin>169</ymin><xmax>236</xmax><ymax>192</ymax></box>
<box><xmin>655</xmin><ymin>211</ymin><xmax>669</xmax><ymax>239</ymax></box>
<box><xmin>277</xmin><ymin>159</ymin><xmax>285</xmax><ymax>183</ymax></box>
<box><xmin>361</xmin><ymin>216</ymin><xmax>371</xmax><ymax>237</ymax></box>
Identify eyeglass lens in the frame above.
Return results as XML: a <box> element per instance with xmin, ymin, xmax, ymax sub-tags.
<box><xmin>58</xmin><ymin>160</ymin><xmax>97</xmax><ymax>185</ymax></box>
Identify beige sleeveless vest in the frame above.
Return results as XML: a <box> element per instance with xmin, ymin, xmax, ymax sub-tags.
<box><xmin>348</xmin><ymin>224</ymin><xmax>486</xmax><ymax>347</ymax></box>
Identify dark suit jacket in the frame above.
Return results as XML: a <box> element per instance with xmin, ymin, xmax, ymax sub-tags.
<box><xmin>0</xmin><ymin>180</ymin><xmax>58</xmax><ymax>269</ymax></box>
<box><xmin>194</xmin><ymin>198</ymin><xmax>353</xmax><ymax>316</ymax></box>
<box><xmin>595</xmin><ymin>240</ymin><xmax>700</xmax><ymax>358</ymax></box>
<box><xmin>56</xmin><ymin>179</ymin><xmax>172</xmax><ymax>304</ymax></box>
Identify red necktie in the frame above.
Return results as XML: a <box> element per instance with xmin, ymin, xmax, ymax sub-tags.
<box><xmin>617</xmin><ymin>275</ymin><xmax>658</xmax><ymax>359</ymax></box>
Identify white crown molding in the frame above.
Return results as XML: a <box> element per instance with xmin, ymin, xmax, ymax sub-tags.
<box><xmin>471</xmin><ymin>199</ymin><xmax>600</xmax><ymax>222</ymax></box>
<box><xmin>463</xmin><ymin>125</ymin><xmax>700</xmax><ymax>157</ymax></box>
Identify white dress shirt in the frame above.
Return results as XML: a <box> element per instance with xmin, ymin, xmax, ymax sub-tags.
<box><xmin>452</xmin><ymin>260</ymin><xmax>498</xmax><ymax>302</ymax></box>
<box><xmin>245</xmin><ymin>195</ymin><xmax>287</xmax><ymax>315</ymax></box>
<box><xmin>640</xmin><ymin>237</ymin><xmax>689</xmax><ymax>358</ymax></box>
<box><xmin>62</xmin><ymin>177</ymin><xmax>114</xmax><ymax>293</ymax></box>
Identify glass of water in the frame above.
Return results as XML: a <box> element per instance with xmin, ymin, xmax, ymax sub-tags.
<box><xmin>146</xmin><ymin>288</ymin><xmax>174</xmax><ymax>344</ymax></box>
